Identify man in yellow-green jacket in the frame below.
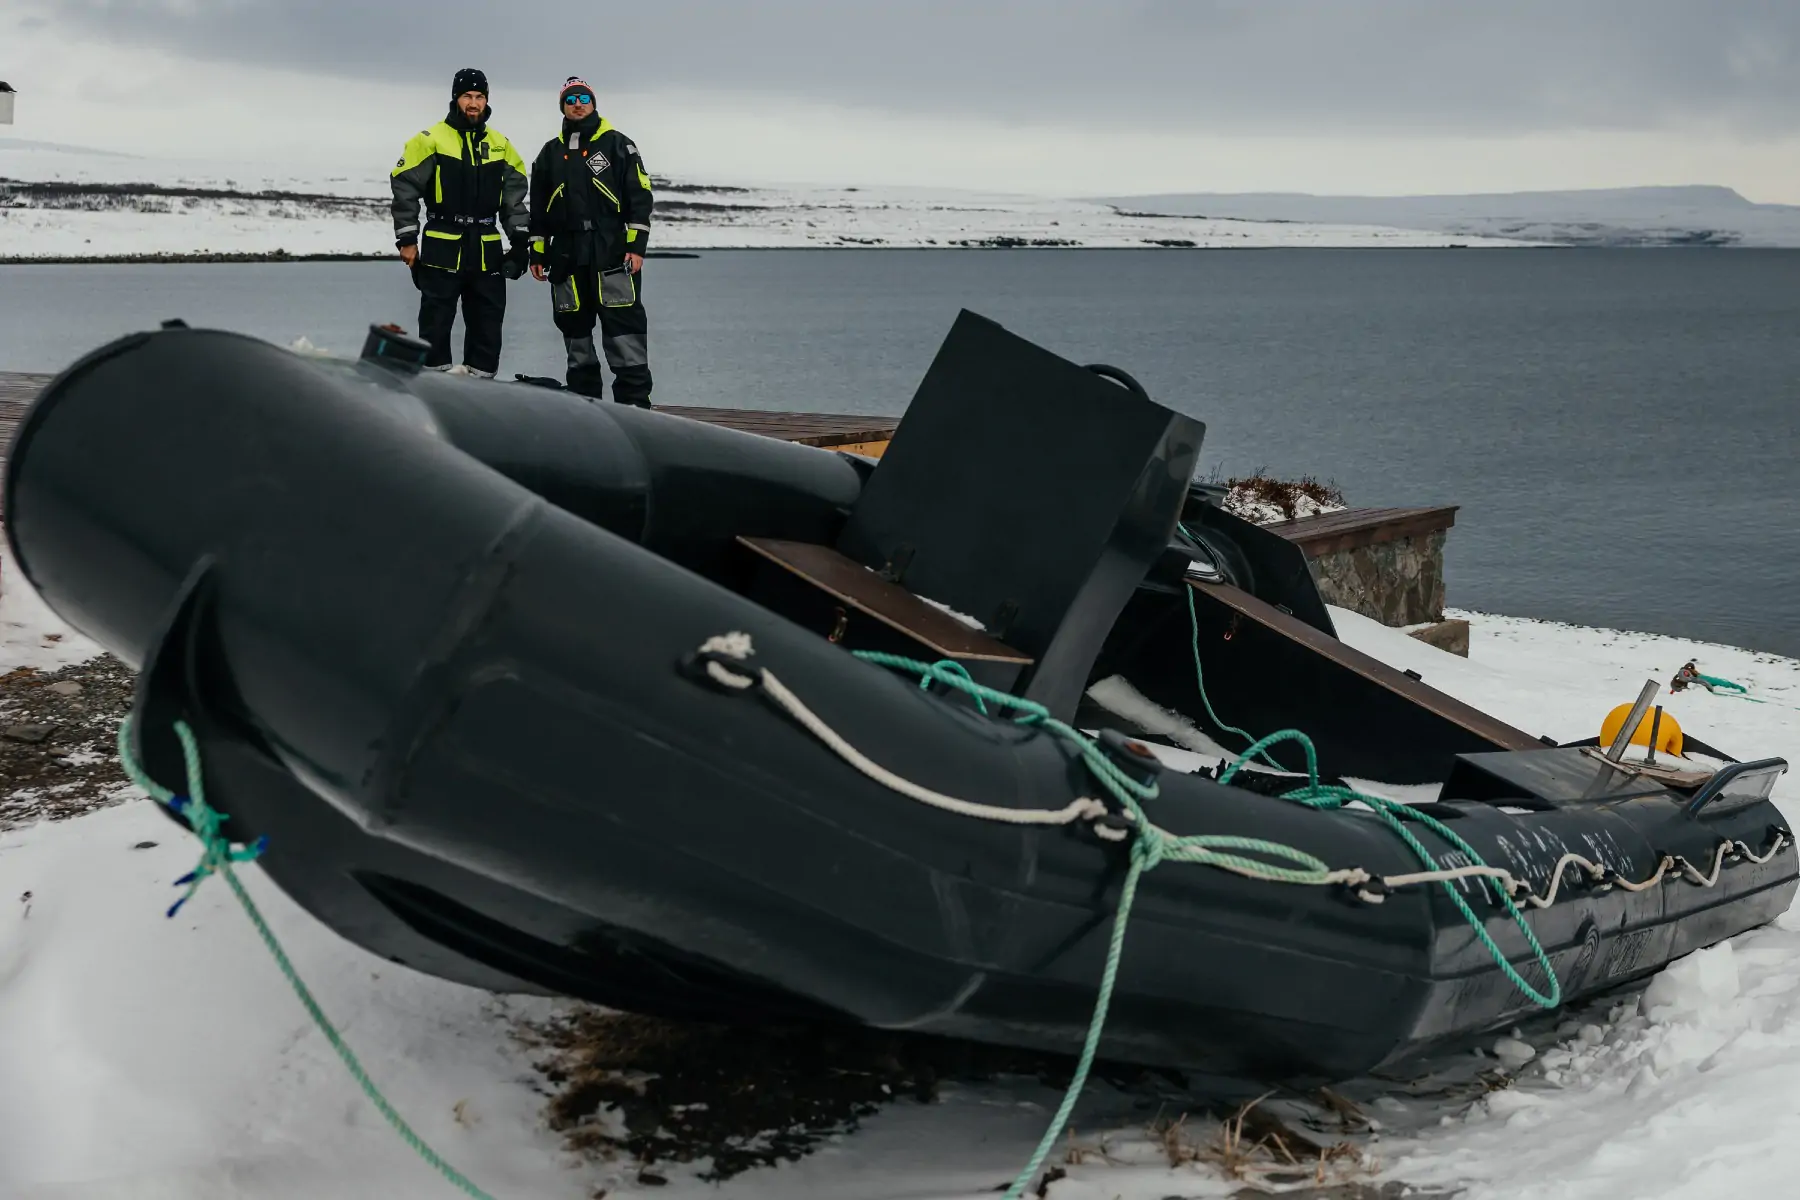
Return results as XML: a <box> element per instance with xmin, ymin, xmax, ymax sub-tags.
<box><xmin>390</xmin><ymin>68</ymin><xmax>531</xmax><ymax>376</ymax></box>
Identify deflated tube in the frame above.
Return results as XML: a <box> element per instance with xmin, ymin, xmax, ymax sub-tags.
<box><xmin>2</xmin><ymin>326</ymin><xmax>863</xmax><ymax>819</ymax></box>
<box><xmin>5</xmin><ymin>327</ymin><xmax>864</xmax><ymax>668</ymax></box>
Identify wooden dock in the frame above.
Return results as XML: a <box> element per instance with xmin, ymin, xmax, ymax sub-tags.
<box><xmin>0</xmin><ymin>372</ymin><xmax>35</xmax><ymax>464</ymax></box>
<box><xmin>1265</xmin><ymin>504</ymin><xmax>1458</xmax><ymax>557</ymax></box>
<box><xmin>652</xmin><ymin>407</ymin><xmax>896</xmax><ymax>458</ymax></box>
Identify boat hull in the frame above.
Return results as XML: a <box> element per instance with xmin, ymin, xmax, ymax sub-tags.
<box><xmin>7</xmin><ymin>326</ymin><xmax>1793</xmax><ymax>1084</ymax></box>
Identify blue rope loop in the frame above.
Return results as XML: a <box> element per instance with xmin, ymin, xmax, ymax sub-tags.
<box><xmin>115</xmin><ymin>719</ymin><xmax>269</xmax><ymax>917</ymax></box>
<box><xmin>164</xmin><ymin>805</ymin><xmax>268</xmax><ymax>917</ymax></box>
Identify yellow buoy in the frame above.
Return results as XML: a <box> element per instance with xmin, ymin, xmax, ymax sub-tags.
<box><xmin>1599</xmin><ymin>702</ymin><xmax>1684</xmax><ymax>755</ymax></box>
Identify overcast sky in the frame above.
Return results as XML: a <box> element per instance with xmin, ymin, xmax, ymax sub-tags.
<box><xmin>9</xmin><ymin>0</ymin><xmax>1800</xmax><ymax>200</ymax></box>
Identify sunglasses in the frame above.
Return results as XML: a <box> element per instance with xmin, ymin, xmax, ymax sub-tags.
<box><xmin>562</xmin><ymin>92</ymin><xmax>593</xmax><ymax>105</ymax></box>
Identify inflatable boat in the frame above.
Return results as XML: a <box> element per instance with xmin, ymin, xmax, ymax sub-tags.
<box><xmin>5</xmin><ymin>313</ymin><xmax>1792</xmax><ymax>1085</ymax></box>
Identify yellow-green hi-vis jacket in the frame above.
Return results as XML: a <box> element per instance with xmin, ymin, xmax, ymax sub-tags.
<box><xmin>391</xmin><ymin>112</ymin><xmax>530</xmax><ymax>273</ymax></box>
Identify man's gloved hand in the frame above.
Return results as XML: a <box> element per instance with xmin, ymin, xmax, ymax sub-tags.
<box><xmin>501</xmin><ymin>242</ymin><xmax>529</xmax><ymax>280</ymax></box>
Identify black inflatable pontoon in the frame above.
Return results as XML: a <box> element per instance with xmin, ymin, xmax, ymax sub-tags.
<box><xmin>5</xmin><ymin>313</ymin><xmax>1792</xmax><ymax>1085</ymax></box>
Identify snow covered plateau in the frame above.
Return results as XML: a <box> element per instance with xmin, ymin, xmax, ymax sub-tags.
<box><xmin>1101</xmin><ymin>185</ymin><xmax>1800</xmax><ymax>249</ymax></box>
<box><xmin>0</xmin><ymin>137</ymin><xmax>1536</xmax><ymax>258</ymax></box>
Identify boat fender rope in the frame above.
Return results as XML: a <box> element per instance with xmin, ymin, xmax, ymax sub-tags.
<box><xmin>1363</xmin><ymin>832</ymin><xmax>1790</xmax><ymax>909</ymax></box>
<box><xmin>115</xmin><ymin>718</ymin><xmax>501</xmax><ymax>1200</ymax></box>
<box><xmin>692</xmin><ymin>631</ymin><xmax>758</xmax><ymax>690</ymax></box>
<box><xmin>687</xmin><ymin>633</ymin><xmax>1129</xmax><ymax>836</ymax></box>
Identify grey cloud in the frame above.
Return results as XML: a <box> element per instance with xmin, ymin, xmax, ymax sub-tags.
<box><xmin>30</xmin><ymin>0</ymin><xmax>1800</xmax><ymax>136</ymax></box>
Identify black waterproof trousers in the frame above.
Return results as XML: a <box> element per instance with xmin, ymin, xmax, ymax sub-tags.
<box><xmin>549</xmin><ymin>263</ymin><xmax>651</xmax><ymax>406</ymax></box>
<box><xmin>415</xmin><ymin>266</ymin><xmax>506</xmax><ymax>375</ymax></box>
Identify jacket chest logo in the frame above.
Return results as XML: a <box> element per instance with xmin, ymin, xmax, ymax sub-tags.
<box><xmin>585</xmin><ymin>150</ymin><xmax>610</xmax><ymax>175</ymax></box>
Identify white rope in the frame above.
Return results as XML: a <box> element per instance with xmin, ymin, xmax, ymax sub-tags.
<box><xmin>691</xmin><ymin>633</ymin><xmax>1789</xmax><ymax>900</ymax></box>
<box><xmin>1374</xmin><ymin>834</ymin><xmax>1788</xmax><ymax>908</ymax></box>
<box><xmin>697</xmin><ymin>633</ymin><xmax>1127</xmax><ymax>836</ymax></box>
<box><xmin>1731</xmin><ymin>836</ymin><xmax>1789</xmax><ymax>866</ymax></box>
<box><xmin>759</xmin><ymin>668</ymin><xmax>1119</xmax><ymax>829</ymax></box>
<box><xmin>699</xmin><ymin>632</ymin><xmax>759</xmax><ymax>691</ymax></box>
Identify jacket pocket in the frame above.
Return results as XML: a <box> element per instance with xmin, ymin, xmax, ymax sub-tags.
<box><xmin>420</xmin><ymin>229</ymin><xmax>463</xmax><ymax>271</ymax></box>
<box><xmin>600</xmin><ymin>265</ymin><xmax>637</xmax><ymax>307</ymax></box>
<box><xmin>479</xmin><ymin>232</ymin><xmax>504</xmax><ymax>273</ymax></box>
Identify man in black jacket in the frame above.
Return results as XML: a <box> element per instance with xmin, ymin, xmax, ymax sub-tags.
<box><xmin>528</xmin><ymin>78</ymin><xmax>655</xmax><ymax>405</ymax></box>
<box><xmin>390</xmin><ymin>68</ymin><xmax>531</xmax><ymax>376</ymax></box>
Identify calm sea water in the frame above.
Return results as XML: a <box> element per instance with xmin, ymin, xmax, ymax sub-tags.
<box><xmin>2</xmin><ymin>250</ymin><xmax>1798</xmax><ymax>656</ymax></box>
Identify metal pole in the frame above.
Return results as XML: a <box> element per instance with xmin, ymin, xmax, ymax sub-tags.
<box><xmin>1607</xmin><ymin>680</ymin><xmax>1661</xmax><ymax>762</ymax></box>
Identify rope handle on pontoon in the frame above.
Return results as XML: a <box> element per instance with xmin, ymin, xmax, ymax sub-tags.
<box><xmin>690</xmin><ymin>631</ymin><xmax>1790</xmax><ymax>913</ymax></box>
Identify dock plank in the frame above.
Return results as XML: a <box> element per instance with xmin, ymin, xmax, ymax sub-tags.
<box><xmin>653</xmin><ymin>406</ymin><xmax>898</xmax><ymax>447</ymax></box>
<box><xmin>1266</xmin><ymin>505</ymin><xmax>1458</xmax><ymax>557</ymax></box>
<box><xmin>1190</xmin><ymin>579</ymin><xmax>1539</xmax><ymax>750</ymax></box>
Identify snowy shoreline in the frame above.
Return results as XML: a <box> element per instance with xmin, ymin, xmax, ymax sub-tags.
<box><xmin>1</xmin><ymin>141</ymin><xmax>1540</xmax><ymax>258</ymax></box>
<box><xmin>2</xmin><ymin>244</ymin><xmax>1562</xmax><ymax>266</ymax></box>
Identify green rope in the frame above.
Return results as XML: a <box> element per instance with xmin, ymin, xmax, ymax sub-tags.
<box><xmin>851</xmin><ymin>651</ymin><xmax>1560</xmax><ymax>1199</ymax></box>
<box><xmin>1715</xmin><ymin>691</ymin><xmax>1800</xmax><ymax>711</ymax></box>
<box><xmin>116</xmin><ymin>718</ymin><xmax>500</xmax><ymax>1200</ymax></box>
<box><xmin>918</xmin><ymin>658</ymin><xmax>988</xmax><ymax>713</ymax></box>
<box><xmin>1685</xmin><ymin>673</ymin><xmax>1800</xmax><ymax>712</ymax></box>
<box><xmin>1675</xmin><ymin>672</ymin><xmax>1800</xmax><ymax>712</ymax></box>
<box><xmin>1173</xmin><ymin>579</ymin><xmax>1556</xmax><ymax>1003</ymax></box>
<box><xmin>1222</xmin><ymin>729</ymin><xmax>1559</xmax><ymax>1008</ymax></box>
<box><xmin>852</xmin><ymin>651</ymin><xmax>1159</xmax><ymax>809</ymax></box>
<box><xmin>1178</xmin><ymin>541</ymin><xmax>1287</xmax><ymax>773</ymax></box>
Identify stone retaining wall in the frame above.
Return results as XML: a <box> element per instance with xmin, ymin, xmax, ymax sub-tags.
<box><xmin>1306</xmin><ymin>528</ymin><xmax>1448</xmax><ymax>628</ymax></box>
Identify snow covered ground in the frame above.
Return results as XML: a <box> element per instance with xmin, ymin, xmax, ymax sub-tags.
<box><xmin>1101</xmin><ymin>185</ymin><xmax>1800</xmax><ymax>248</ymax></box>
<box><xmin>2</xmin><ymin>540</ymin><xmax>1798</xmax><ymax>1199</ymax></box>
<box><xmin>0</xmin><ymin>138</ymin><xmax>1533</xmax><ymax>257</ymax></box>
<box><xmin>0</xmin><ymin>553</ymin><xmax>102</xmax><ymax>673</ymax></box>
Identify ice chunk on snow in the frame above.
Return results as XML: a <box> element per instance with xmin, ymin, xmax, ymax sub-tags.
<box><xmin>1492</xmin><ymin>1036</ymin><xmax>1537</xmax><ymax>1070</ymax></box>
<box><xmin>1482</xmin><ymin>1089</ymin><xmax>1543</xmax><ymax>1118</ymax></box>
<box><xmin>1643</xmin><ymin>941</ymin><xmax>1740</xmax><ymax>1020</ymax></box>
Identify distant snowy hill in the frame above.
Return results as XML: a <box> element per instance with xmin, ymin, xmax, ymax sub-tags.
<box><xmin>0</xmin><ymin>138</ymin><xmax>1531</xmax><ymax>258</ymax></box>
<box><xmin>1099</xmin><ymin>185</ymin><xmax>1800</xmax><ymax>248</ymax></box>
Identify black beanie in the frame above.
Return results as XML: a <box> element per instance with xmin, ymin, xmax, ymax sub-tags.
<box><xmin>452</xmin><ymin>68</ymin><xmax>489</xmax><ymax>98</ymax></box>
